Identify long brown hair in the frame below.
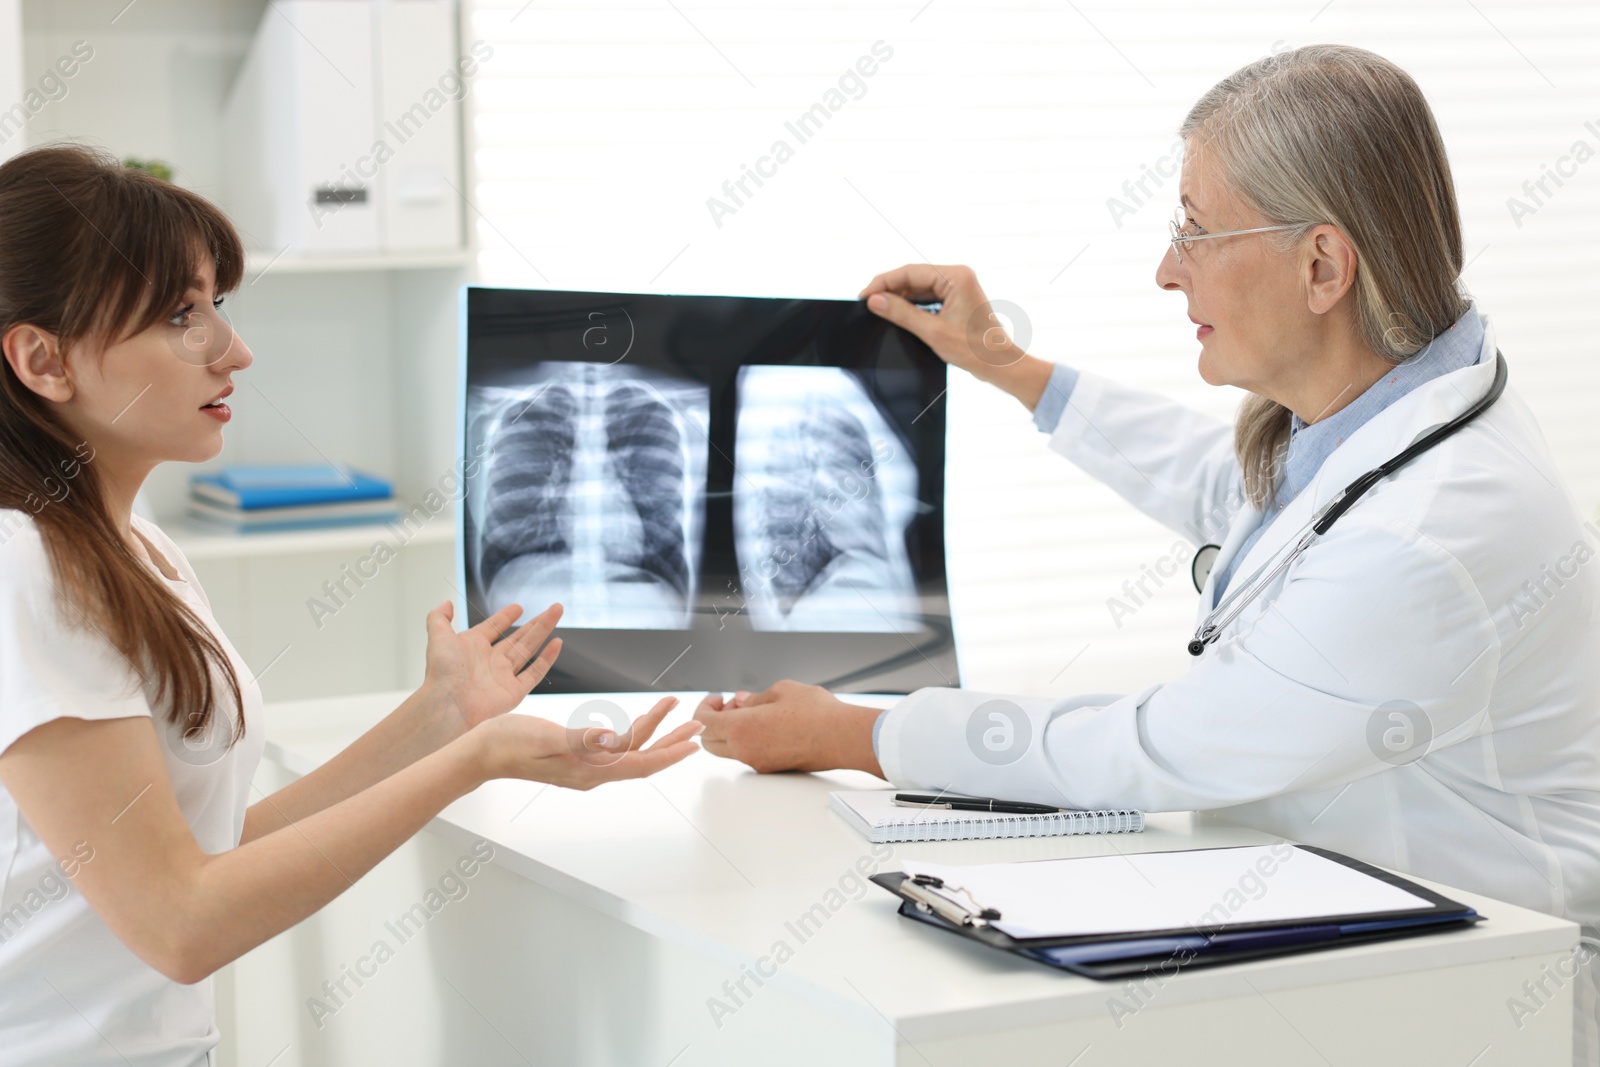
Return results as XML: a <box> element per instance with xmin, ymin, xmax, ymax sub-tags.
<box><xmin>0</xmin><ymin>143</ymin><xmax>246</xmax><ymax>745</ymax></box>
<box><xmin>1179</xmin><ymin>45</ymin><xmax>1469</xmax><ymax>506</ymax></box>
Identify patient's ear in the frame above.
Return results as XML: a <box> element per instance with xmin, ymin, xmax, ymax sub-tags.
<box><xmin>3</xmin><ymin>323</ymin><xmax>73</xmax><ymax>402</ymax></box>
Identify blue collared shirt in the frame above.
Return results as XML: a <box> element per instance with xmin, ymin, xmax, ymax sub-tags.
<box><xmin>1205</xmin><ymin>303</ymin><xmax>1485</xmax><ymax>603</ymax></box>
<box><xmin>872</xmin><ymin>301</ymin><xmax>1488</xmax><ymax>757</ymax></box>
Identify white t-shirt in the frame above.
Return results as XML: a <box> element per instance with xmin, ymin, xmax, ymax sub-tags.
<box><xmin>0</xmin><ymin>511</ymin><xmax>265</xmax><ymax>1067</ymax></box>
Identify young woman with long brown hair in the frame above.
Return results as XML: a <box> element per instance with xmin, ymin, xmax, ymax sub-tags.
<box><xmin>0</xmin><ymin>143</ymin><xmax>701</xmax><ymax>1065</ymax></box>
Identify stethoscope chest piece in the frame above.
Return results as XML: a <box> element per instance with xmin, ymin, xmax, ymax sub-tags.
<box><xmin>1191</xmin><ymin>543</ymin><xmax>1221</xmax><ymax>594</ymax></box>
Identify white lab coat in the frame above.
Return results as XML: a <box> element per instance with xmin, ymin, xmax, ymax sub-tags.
<box><xmin>876</xmin><ymin>317</ymin><xmax>1600</xmax><ymax>1063</ymax></box>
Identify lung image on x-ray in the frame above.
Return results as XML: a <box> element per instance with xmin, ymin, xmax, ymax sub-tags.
<box><xmin>733</xmin><ymin>366</ymin><xmax>919</xmax><ymax>632</ymax></box>
<box><xmin>465</xmin><ymin>362</ymin><xmax>708</xmax><ymax>630</ymax></box>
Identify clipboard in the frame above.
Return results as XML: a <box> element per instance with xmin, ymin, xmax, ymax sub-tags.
<box><xmin>870</xmin><ymin>845</ymin><xmax>1482</xmax><ymax>979</ymax></box>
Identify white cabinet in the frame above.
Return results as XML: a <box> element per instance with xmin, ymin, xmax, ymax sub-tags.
<box><xmin>170</xmin><ymin>519</ymin><xmax>454</xmax><ymax>701</ymax></box>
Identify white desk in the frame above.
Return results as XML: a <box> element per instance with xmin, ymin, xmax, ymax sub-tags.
<box><xmin>218</xmin><ymin>691</ymin><xmax>1578</xmax><ymax>1067</ymax></box>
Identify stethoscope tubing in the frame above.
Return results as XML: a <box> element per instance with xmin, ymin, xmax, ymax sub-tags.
<box><xmin>1187</xmin><ymin>351</ymin><xmax>1509</xmax><ymax>657</ymax></box>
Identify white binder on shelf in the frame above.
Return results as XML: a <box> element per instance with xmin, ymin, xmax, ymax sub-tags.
<box><xmin>222</xmin><ymin>0</ymin><xmax>463</xmax><ymax>256</ymax></box>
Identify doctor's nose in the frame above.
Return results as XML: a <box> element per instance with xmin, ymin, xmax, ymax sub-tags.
<box><xmin>1156</xmin><ymin>242</ymin><xmax>1188</xmax><ymax>292</ymax></box>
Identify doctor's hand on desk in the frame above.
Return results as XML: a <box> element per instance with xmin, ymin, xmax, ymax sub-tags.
<box><xmin>693</xmin><ymin>682</ymin><xmax>884</xmax><ymax>778</ymax></box>
<box><xmin>860</xmin><ymin>263</ymin><xmax>1055</xmax><ymax>413</ymax></box>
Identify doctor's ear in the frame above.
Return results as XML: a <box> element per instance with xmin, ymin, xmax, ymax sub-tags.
<box><xmin>3</xmin><ymin>323</ymin><xmax>74</xmax><ymax>403</ymax></box>
<box><xmin>1301</xmin><ymin>224</ymin><xmax>1360</xmax><ymax>317</ymax></box>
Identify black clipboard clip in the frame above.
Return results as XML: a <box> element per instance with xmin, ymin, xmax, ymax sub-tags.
<box><xmin>900</xmin><ymin>874</ymin><xmax>1003</xmax><ymax>928</ymax></box>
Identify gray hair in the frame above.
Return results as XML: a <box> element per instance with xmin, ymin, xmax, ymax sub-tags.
<box><xmin>1179</xmin><ymin>44</ymin><xmax>1470</xmax><ymax>507</ymax></box>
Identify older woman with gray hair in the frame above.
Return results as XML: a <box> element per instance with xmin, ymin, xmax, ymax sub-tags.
<box><xmin>694</xmin><ymin>43</ymin><xmax>1600</xmax><ymax>1064</ymax></box>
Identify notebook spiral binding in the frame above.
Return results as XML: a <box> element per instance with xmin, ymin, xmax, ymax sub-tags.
<box><xmin>894</xmin><ymin>809</ymin><xmax>1144</xmax><ymax>843</ymax></box>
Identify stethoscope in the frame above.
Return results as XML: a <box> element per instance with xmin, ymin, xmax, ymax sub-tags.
<box><xmin>1186</xmin><ymin>350</ymin><xmax>1508</xmax><ymax>657</ymax></box>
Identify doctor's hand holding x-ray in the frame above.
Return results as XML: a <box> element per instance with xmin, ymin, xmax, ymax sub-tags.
<box><xmin>694</xmin><ymin>50</ymin><xmax>1600</xmax><ymax>1061</ymax></box>
<box><xmin>692</xmin><ymin>262</ymin><xmax>1058</xmax><ymax>777</ymax></box>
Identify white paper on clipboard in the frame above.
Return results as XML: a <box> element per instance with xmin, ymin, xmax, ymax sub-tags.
<box><xmin>901</xmin><ymin>845</ymin><xmax>1433</xmax><ymax>940</ymax></box>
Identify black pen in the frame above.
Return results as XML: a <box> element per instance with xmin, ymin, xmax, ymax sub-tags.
<box><xmin>892</xmin><ymin>792</ymin><xmax>1063</xmax><ymax>815</ymax></box>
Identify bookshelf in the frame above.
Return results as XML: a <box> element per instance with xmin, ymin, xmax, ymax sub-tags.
<box><xmin>166</xmin><ymin>514</ymin><xmax>454</xmax><ymax>562</ymax></box>
<box><xmin>243</xmin><ymin>248</ymin><xmax>473</xmax><ymax>275</ymax></box>
<box><xmin>13</xmin><ymin>0</ymin><xmax>472</xmax><ymax>702</ymax></box>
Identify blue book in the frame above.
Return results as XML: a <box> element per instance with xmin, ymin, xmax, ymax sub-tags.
<box><xmin>191</xmin><ymin>464</ymin><xmax>394</xmax><ymax>510</ymax></box>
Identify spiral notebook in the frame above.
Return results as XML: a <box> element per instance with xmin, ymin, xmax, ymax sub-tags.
<box><xmin>829</xmin><ymin>790</ymin><xmax>1144</xmax><ymax>843</ymax></box>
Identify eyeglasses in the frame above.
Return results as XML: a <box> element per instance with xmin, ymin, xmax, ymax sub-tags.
<box><xmin>1169</xmin><ymin>207</ymin><xmax>1299</xmax><ymax>265</ymax></box>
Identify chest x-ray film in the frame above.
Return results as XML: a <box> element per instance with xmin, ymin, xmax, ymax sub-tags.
<box><xmin>460</xmin><ymin>286</ymin><xmax>957</xmax><ymax>694</ymax></box>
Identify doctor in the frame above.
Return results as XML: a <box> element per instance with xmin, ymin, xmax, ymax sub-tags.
<box><xmin>693</xmin><ymin>43</ymin><xmax>1600</xmax><ymax>1063</ymax></box>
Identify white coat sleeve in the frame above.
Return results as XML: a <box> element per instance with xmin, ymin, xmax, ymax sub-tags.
<box><xmin>1050</xmin><ymin>369</ymin><xmax>1244</xmax><ymax>544</ymax></box>
<box><xmin>876</xmin><ymin>516</ymin><xmax>1499</xmax><ymax>812</ymax></box>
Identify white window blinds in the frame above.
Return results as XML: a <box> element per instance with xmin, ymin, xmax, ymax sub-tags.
<box><xmin>465</xmin><ymin>0</ymin><xmax>1600</xmax><ymax>696</ymax></box>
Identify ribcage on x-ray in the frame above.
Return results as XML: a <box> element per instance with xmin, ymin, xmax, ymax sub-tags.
<box><xmin>604</xmin><ymin>385</ymin><xmax>690</xmax><ymax>598</ymax></box>
<box><xmin>479</xmin><ymin>384</ymin><xmax>577</xmax><ymax>592</ymax></box>
<box><xmin>761</xmin><ymin>406</ymin><xmax>889</xmax><ymax>614</ymax></box>
<box><xmin>733</xmin><ymin>365</ymin><xmax>917</xmax><ymax>632</ymax></box>
<box><xmin>470</xmin><ymin>367</ymin><xmax>706</xmax><ymax>630</ymax></box>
